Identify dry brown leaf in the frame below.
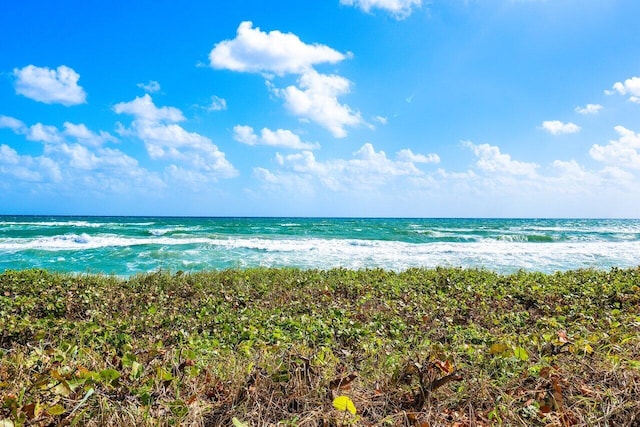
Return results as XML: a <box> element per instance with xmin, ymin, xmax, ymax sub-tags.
<box><xmin>557</xmin><ymin>331</ymin><xmax>569</xmax><ymax>343</ymax></box>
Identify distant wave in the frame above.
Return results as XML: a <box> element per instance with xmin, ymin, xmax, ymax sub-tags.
<box><xmin>1</xmin><ymin>217</ymin><xmax>639</xmax><ymax>275</ymax></box>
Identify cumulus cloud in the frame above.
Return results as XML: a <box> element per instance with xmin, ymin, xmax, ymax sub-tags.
<box><xmin>608</xmin><ymin>76</ymin><xmax>640</xmax><ymax>103</ymax></box>
<box><xmin>137</xmin><ymin>80</ymin><xmax>161</xmax><ymax>93</ymax></box>
<box><xmin>2</xmin><ymin>116</ymin><xmax>115</xmax><ymax>148</ymax></box>
<box><xmin>27</xmin><ymin>123</ymin><xmax>63</xmax><ymax>143</ymax></box>
<box><xmin>113</xmin><ymin>94</ymin><xmax>185</xmax><ymax>122</ymax></box>
<box><xmin>575</xmin><ymin>104</ymin><xmax>603</xmax><ymax>115</ymax></box>
<box><xmin>0</xmin><ymin>144</ymin><xmax>62</xmax><ymax>182</ymax></box>
<box><xmin>13</xmin><ymin>65</ymin><xmax>87</xmax><ymax>106</ymax></box>
<box><xmin>340</xmin><ymin>0</ymin><xmax>423</xmax><ymax>19</ymax></box>
<box><xmin>209</xmin><ymin>22</ymin><xmax>364</xmax><ymax>138</ymax></box>
<box><xmin>396</xmin><ymin>148</ymin><xmax>440</xmax><ymax>164</ymax></box>
<box><xmin>541</xmin><ymin>120</ymin><xmax>581</xmax><ymax>135</ymax></box>
<box><xmin>114</xmin><ymin>95</ymin><xmax>237</xmax><ymax>179</ymax></box>
<box><xmin>274</xmin><ymin>70</ymin><xmax>364</xmax><ymax>138</ymax></box>
<box><xmin>62</xmin><ymin>122</ymin><xmax>117</xmax><ymax>147</ymax></box>
<box><xmin>256</xmin><ymin>142</ymin><xmax>434</xmax><ymax>192</ymax></box>
<box><xmin>590</xmin><ymin>126</ymin><xmax>640</xmax><ymax>170</ymax></box>
<box><xmin>209</xmin><ymin>21</ymin><xmax>347</xmax><ymax>75</ymax></box>
<box><xmin>464</xmin><ymin>141</ymin><xmax>538</xmax><ymax>177</ymax></box>
<box><xmin>233</xmin><ymin>125</ymin><xmax>319</xmax><ymax>150</ymax></box>
<box><xmin>0</xmin><ymin>116</ymin><xmax>165</xmax><ymax>195</ymax></box>
<box><xmin>44</xmin><ymin>143</ymin><xmax>138</xmax><ymax>171</ymax></box>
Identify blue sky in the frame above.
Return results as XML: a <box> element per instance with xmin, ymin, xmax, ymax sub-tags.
<box><xmin>1</xmin><ymin>0</ymin><xmax>640</xmax><ymax>217</ymax></box>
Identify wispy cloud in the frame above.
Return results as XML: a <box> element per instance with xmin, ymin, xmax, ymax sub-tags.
<box><xmin>340</xmin><ymin>0</ymin><xmax>423</xmax><ymax>19</ymax></box>
<box><xmin>137</xmin><ymin>80</ymin><xmax>161</xmax><ymax>93</ymax></box>
<box><xmin>575</xmin><ymin>104</ymin><xmax>602</xmax><ymax>115</ymax></box>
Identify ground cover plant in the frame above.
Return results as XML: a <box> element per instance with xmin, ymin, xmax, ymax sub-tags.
<box><xmin>1</xmin><ymin>267</ymin><xmax>639</xmax><ymax>426</ymax></box>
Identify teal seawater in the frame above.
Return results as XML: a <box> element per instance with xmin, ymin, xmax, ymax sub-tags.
<box><xmin>1</xmin><ymin>216</ymin><xmax>639</xmax><ymax>276</ymax></box>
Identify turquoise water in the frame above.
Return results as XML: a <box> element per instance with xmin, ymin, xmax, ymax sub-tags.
<box><xmin>1</xmin><ymin>216</ymin><xmax>639</xmax><ymax>275</ymax></box>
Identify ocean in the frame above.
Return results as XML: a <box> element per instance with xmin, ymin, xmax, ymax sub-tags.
<box><xmin>0</xmin><ymin>216</ymin><xmax>639</xmax><ymax>276</ymax></box>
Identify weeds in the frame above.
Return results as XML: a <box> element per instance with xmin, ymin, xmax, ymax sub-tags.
<box><xmin>1</xmin><ymin>267</ymin><xmax>639</xmax><ymax>425</ymax></box>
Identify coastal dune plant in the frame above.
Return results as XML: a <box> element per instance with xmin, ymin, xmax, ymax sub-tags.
<box><xmin>1</xmin><ymin>267</ymin><xmax>639</xmax><ymax>425</ymax></box>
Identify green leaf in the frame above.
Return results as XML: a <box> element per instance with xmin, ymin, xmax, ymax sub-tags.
<box><xmin>333</xmin><ymin>395</ymin><xmax>357</xmax><ymax>415</ymax></box>
<box><xmin>130</xmin><ymin>361</ymin><xmax>143</xmax><ymax>378</ymax></box>
<box><xmin>514</xmin><ymin>347</ymin><xmax>529</xmax><ymax>361</ymax></box>
<box><xmin>99</xmin><ymin>368</ymin><xmax>121</xmax><ymax>385</ymax></box>
<box><xmin>157</xmin><ymin>367</ymin><xmax>174</xmax><ymax>381</ymax></box>
<box><xmin>232</xmin><ymin>417</ymin><xmax>249</xmax><ymax>427</ymax></box>
<box><xmin>46</xmin><ymin>403</ymin><xmax>66</xmax><ymax>416</ymax></box>
<box><xmin>489</xmin><ymin>343</ymin><xmax>509</xmax><ymax>355</ymax></box>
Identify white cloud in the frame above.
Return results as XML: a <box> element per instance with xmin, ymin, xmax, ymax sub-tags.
<box><xmin>340</xmin><ymin>0</ymin><xmax>422</xmax><ymax>19</ymax></box>
<box><xmin>3</xmin><ymin>117</ymin><xmax>115</xmax><ymax>147</ymax></box>
<box><xmin>113</xmin><ymin>94</ymin><xmax>185</xmax><ymax>123</ymax></box>
<box><xmin>63</xmin><ymin>122</ymin><xmax>116</xmax><ymax>147</ymax></box>
<box><xmin>464</xmin><ymin>141</ymin><xmax>538</xmax><ymax>177</ymax></box>
<box><xmin>233</xmin><ymin>125</ymin><xmax>319</xmax><ymax>150</ymax></box>
<box><xmin>541</xmin><ymin>120</ymin><xmax>581</xmax><ymax>135</ymax></box>
<box><xmin>45</xmin><ymin>143</ymin><xmax>138</xmax><ymax>171</ymax></box>
<box><xmin>27</xmin><ymin>123</ymin><xmax>63</xmax><ymax>143</ymax></box>
<box><xmin>275</xmin><ymin>70</ymin><xmax>364</xmax><ymax>138</ymax></box>
<box><xmin>0</xmin><ymin>119</ymin><xmax>163</xmax><ymax>193</ymax></box>
<box><xmin>114</xmin><ymin>95</ymin><xmax>237</xmax><ymax>179</ymax></box>
<box><xmin>590</xmin><ymin>126</ymin><xmax>640</xmax><ymax>170</ymax></box>
<box><xmin>13</xmin><ymin>65</ymin><xmax>87</xmax><ymax>106</ymax></box>
<box><xmin>0</xmin><ymin>115</ymin><xmax>27</xmax><ymax>133</ymax></box>
<box><xmin>396</xmin><ymin>148</ymin><xmax>440</xmax><ymax>164</ymax></box>
<box><xmin>206</xmin><ymin>95</ymin><xmax>227</xmax><ymax>111</ymax></box>
<box><xmin>0</xmin><ymin>144</ymin><xmax>62</xmax><ymax>182</ymax></box>
<box><xmin>0</xmin><ymin>144</ymin><xmax>20</xmax><ymax>165</ymax></box>
<box><xmin>575</xmin><ymin>104</ymin><xmax>603</xmax><ymax>115</ymax></box>
<box><xmin>609</xmin><ymin>76</ymin><xmax>640</xmax><ymax>103</ymax></box>
<box><xmin>209</xmin><ymin>21</ymin><xmax>347</xmax><ymax>76</ymax></box>
<box><xmin>374</xmin><ymin>115</ymin><xmax>388</xmax><ymax>125</ymax></box>
<box><xmin>137</xmin><ymin>80</ymin><xmax>161</xmax><ymax>93</ymax></box>
<box><xmin>256</xmin><ymin>142</ymin><xmax>431</xmax><ymax>192</ymax></box>
<box><xmin>209</xmin><ymin>22</ymin><xmax>364</xmax><ymax>139</ymax></box>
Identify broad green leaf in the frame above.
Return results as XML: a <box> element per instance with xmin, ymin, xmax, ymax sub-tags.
<box><xmin>333</xmin><ymin>395</ymin><xmax>357</xmax><ymax>415</ymax></box>
<box><xmin>514</xmin><ymin>347</ymin><xmax>529</xmax><ymax>361</ymax></box>
<box><xmin>121</xmin><ymin>352</ymin><xmax>136</xmax><ymax>367</ymax></box>
<box><xmin>130</xmin><ymin>361</ymin><xmax>143</xmax><ymax>378</ymax></box>
<box><xmin>99</xmin><ymin>369</ymin><xmax>121</xmax><ymax>385</ymax></box>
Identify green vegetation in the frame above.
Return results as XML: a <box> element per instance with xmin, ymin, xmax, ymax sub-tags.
<box><xmin>1</xmin><ymin>267</ymin><xmax>639</xmax><ymax>426</ymax></box>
